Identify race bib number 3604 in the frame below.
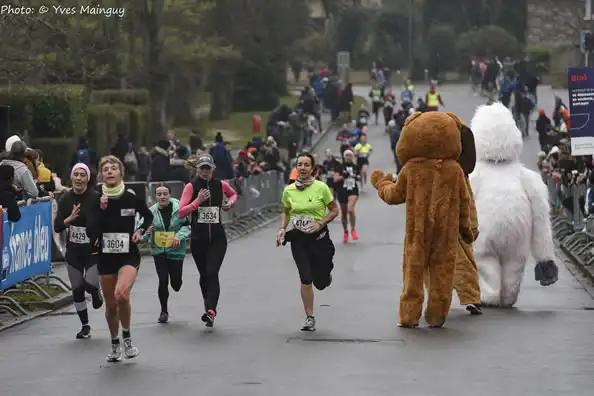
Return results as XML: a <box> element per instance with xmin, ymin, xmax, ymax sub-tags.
<box><xmin>69</xmin><ymin>226</ymin><xmax>90</xmax><ymax>244</ymax></box>
<box><xmin>197</xmin><ymin>206</ymin><xmax>220</xmax><ymax>224</ymax></box>
<box><xmin>102</xmin><ymin>233</ymin><xmax>130</xmax><ymax>253</ymax></box>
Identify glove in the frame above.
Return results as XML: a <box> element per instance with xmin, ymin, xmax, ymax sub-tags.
<box><xmin>370</xmin><ymin>170</ymin><xmax>385</xmax><ymax>188</ymax></box>
<box><xmin>534</xmin><ymin>260</ymin><xmax>559</xmax><ymax>286</ymax></box>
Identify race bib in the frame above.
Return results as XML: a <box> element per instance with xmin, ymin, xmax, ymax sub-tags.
<box><xmin>293</xmin><ymin>214</ymin><xmax>314</xmax><ymax>232</ymax></box>
<box><xmin>197</xmin><ymin>206</ymin><xmax>219</xmax><ymax>224</ymax></box>
<box><xmin>344</xmin><ymin>178</ymin><xmax>356</xmax><ymax>190</ymax></box>
<box><xmin>102</xmin><ymin>233</ymin><xmax>130</xmax><ymax>254</ymax></box>
<box><xmin>373</xmin><ymin>96</ymin><xmax>380</xmax><ymax>102</ymax></box>
<box><xmin>359</xmin><ymin>153</ymin><xmax>368</xmax><ymax>158</ymax></box>
<box><xmin>69</xmin><ymin>226</ymin><xmax>89</xmax><ymax>244</ymax></box>
<box><xmin>154</xmin><ymin>231</ymin><xmax>174</xmax><ymax>248</ymax></box>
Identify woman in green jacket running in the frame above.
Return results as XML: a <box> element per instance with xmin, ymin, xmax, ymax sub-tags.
<box><xmin>139</xmin><ymin>183</ymin><xmax>191</xmax><ymax>323</ymax></box>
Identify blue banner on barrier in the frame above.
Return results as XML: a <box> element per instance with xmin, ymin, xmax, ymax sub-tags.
<box><xmin>0</xmin><ymin>202</ymin><xmax>52</xmax><ymax>290</ymax></box>
<box><xmin>568</xmin><ymin>67</ymin><xmax>594</xmax><ymax>155</ymax></box>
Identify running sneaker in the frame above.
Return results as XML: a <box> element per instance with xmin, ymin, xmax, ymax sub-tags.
<box><xmin>76</xmin><ymin>325</ymin><xmax>91</xmax><ymax>339</ymax></box>
<box><xmin>301</xmin><ymin>316</ymin><xmax>316</xmax><ymax>331</ymax></box>
<box><xmin>466</xmin><ymin>304</ymin><xmax>483</xmax><ymax>315</ymax></box>
<box><xmin>158</xmin><ymin>312</ymin><xmax>169</xmax><ymax>323</ymax></box>
<box><xmin>201</xmin><ymin>309</ymin><xmax>216</xmax><ymax>327</ymax></box>
<box><xmin>343</xmin><ymin>231</ymin><xmax>349</xmax><ymax>244</ymax></box>
<box><xmin>351</xmin><ymin>229</ymin><xmax>359</xmax><ymax>240</ymax></box>
<box><xmin>123</xmin><ymin>338</ymin><xmax>139</xmax><ymax>359</ymax></box>
<box><xmin>91</xmin><ymin>291</ymin><xmax>104</xmax><ymax>310</ymax></box>
<box><xmin>107</xmin><ymin>343</ymin><xmax>122</xmax><ymax>362</ymax></box>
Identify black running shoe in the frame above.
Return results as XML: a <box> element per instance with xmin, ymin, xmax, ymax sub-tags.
<box><xmin>92</xmin><ymin>291</ymin><xmax>104</xmax><ymax>310</ymax></box>
<box><xmin>76</xmin><ymin>325</ymin><xmax>91</xmax><ymax>339</ymax></box>
<box><xmin>201</xmin><ymin>310</ymin><xmax>215</xmax><ymax>327</ymax></box>
<box><xmin>158</xmin><ymin>312</ymin><xmax>169</xmax><ymax>323</ymax></box>
<box><xmin>466</xmin><ymin>304</ymin><xmax>483</xmax><ymax>315</ymax></box>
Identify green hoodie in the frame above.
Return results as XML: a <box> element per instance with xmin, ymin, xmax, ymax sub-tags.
<box><xmin>138</xmin><ymin>198</ymin><xmax>191</xmax><ymax>260</ymax></box>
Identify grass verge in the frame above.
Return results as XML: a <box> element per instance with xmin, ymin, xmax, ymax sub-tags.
<box><xmin>3</xmin><ymin>285</ymin><xmax>66</xmax><ymax>311</ymax></box>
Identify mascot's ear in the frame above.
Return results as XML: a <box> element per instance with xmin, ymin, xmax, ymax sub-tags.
<box><xmin>444</xmin><ymin>112</ymin><xmax>463</xmax><ymax>130</ymax></box>
<box><xmin>403</xmin><ymin>112</ymin><xmax>423</xmax><ymax>127</ymax></box>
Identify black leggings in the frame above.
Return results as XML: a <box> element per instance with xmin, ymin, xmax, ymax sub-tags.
<box><xmin>191</xmin><ymin>237</ymin><xmax>228</xmax><ymax>313</ymax></box>
<box><xmin>66</xmin><ymin>251</ymin><xmax>100</xmax><ymax>326</ymax></box>
<box><xmin>154</xmin><ymin>255</ymin><xmax>183</xmax><ymax>313</ymax></box>
<box><xmin>289</xmin><ymin>229</ymin><xmax>335</xmax><ymax>290</ymax></box>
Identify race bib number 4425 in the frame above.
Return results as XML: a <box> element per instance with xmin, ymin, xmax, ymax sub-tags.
<box><xmin>102</xmin><ymin>233</ymin><xmax>130</xmax><ymax>253</ymax></box>
<box><xmin>197</xmin><ymin>206</ymin><xmax>220</xmax><ymax>224</ymax></box>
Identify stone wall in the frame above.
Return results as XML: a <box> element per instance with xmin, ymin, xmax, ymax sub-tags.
<box><xmin>527</xmin><ymin>0</ymin><xmax>583</xmax><ymax>71</ymax></box>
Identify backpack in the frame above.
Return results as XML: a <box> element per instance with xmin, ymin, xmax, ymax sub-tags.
<box><xmin>76</xmin><ymin>148</ymin><xmax>90</xmax><ymax>166</ymax></box>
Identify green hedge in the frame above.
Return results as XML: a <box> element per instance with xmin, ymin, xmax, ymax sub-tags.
<box><xmin>87</xmin><ymin>104</ymin><xmax>150</xmax><ymax>156</ymax></box>
<box><xmin>0</xmin><ymin>85</ymin><xmax>86</xmax><ymax>139</ymax></box>
<box><xmin>31</xmin><ymin>137</ymin><xmax>76</xmax><ymax>178</ymax></box>
<box><xmin>90</xmin><ymin>89</ymin><xmax>149</xmax><ymax>105</ymax></box>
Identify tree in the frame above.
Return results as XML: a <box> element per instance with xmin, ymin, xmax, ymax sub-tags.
<box><xmin>426</xmin><ymin>23</ymin><xmax>457</xmax><ymax>71</ymax></box>
<box><xmin>456</xmin><ymin>25</ymin><xmax>522</xmax><ymax>68</ymax></box>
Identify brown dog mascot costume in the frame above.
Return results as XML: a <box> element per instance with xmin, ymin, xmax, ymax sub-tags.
<box><xmin>370</xmin><ymin>112</ymin><xmax>476</xmax><ymax>328</ymax></box>
<box><xmin>425</xmin><ymin>124</ymin><xmax>482</xmax><ymax>315</ymax></box>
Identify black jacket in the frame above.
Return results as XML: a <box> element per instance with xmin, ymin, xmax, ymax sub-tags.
<box><xmin>0</xmin><ymin>184</ymin><xmax>21</xmax><ymax>222</ymax></box>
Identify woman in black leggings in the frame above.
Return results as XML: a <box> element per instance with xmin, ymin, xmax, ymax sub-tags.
<box><xmin>54</xmin><ymin>163</ymin><xmax>103</xmax><ymax>339</ymax></box>
<box><xmin>140</xmin><ymin>183</ymin><xmax>191</xmax><ymax>323</ymax></box>
<box><xmin>178</xmin><ymin>154</ymin><xmax>237</xmax><ymax>327</ymax></box>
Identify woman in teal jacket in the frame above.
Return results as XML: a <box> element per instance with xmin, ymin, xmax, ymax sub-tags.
<box><xmin>139</xmin><ymin>183</ymin><xmax>191</xmax><ymax>323</ymax></box>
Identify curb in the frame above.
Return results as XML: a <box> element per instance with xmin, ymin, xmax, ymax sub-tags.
<box><xmin>0</xmin><ymin>292</ymin><xmax>73</xmax><ymax>332</ymax></box>
<box><xmin>1</xmin><ymin>122</ymin><xmax>339</xmax><ymax>332</ymax></box>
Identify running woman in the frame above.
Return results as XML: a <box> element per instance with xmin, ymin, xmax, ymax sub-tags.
<box><xmin>139</xmin><ymin>183</ymin><xmax>191</xmax><ymax>323</ymax></box>
<box><xmin>276</xmin><ymin>152</ymin><xmax>339</xmax><ymax>331</ymax></box>
<box><xmin>354</xmin><ymin>135</ymin><xmax>373</xmax><ymax>189</ymax></box>
<box><xmin>54</xmin><ymin>163</ymin><xmax>103</xmax><ymax>339</ymax></box>
<box><xmin>321</xmin><ymin>149</ymin><xmax>341</xmax><ymax>196</ymax></box>
<box><xmin>86</xmin><ymin>155</ymin><xmax>153</xmax><ymax>362</ymax></box>
<box><xmin>178</xmin><ymin>154</ymin><xmax>237</xmax><ymax>328</ymax></box>
<box><xmin>333</xmin><ymin>149</ymin><xmax>360</xmax><ymax>243</ymax></box>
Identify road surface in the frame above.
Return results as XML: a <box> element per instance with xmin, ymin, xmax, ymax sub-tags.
<box><xmin>1</xmin><ymin>84</ymin><xmax>593</xmax><ymax>396</ymax></box>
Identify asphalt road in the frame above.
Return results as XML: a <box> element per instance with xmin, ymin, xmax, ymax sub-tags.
<box><xmin>1</xmin><ymin>84</ymin><xmax>593</xmax><ymax>396</ymax></box>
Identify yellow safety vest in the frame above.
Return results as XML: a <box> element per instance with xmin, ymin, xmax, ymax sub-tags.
<box><xmin>372</xmin><ymin>89</ymin><xmax>382</xmax><ymax>101</ymax></box>
<box><xmin>427</xmin><ymin>92</ymin><xmax>440</xmax><ymax>108</ymax></box>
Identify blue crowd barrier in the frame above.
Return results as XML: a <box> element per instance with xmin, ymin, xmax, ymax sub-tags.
<box><xmin>1</xmin><ymin>201</ymin><xmax>53</xmax><ymax>291</ymax></box>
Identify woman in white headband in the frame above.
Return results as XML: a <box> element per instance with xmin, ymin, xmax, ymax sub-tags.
<box><xmin>54</xmin><ymin>163</ymin><xmax>103</xmax><ymax>340</ymax></box>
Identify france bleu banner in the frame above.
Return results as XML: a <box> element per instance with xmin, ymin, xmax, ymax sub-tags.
<box><xmin>568</xmin><ymin>67</ymin><xmax>594</xmax><ymax>156</ymax></box>
<box><xmin>1</xmin><ymin>202</ymin><xmax>52</xmax><ymax>290</ymax></box>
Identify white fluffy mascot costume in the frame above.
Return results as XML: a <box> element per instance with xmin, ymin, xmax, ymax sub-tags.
<box><xmin>469</xmin><ymin>103</ymin><xmax>558</xmax><ymax>308</ymax></box>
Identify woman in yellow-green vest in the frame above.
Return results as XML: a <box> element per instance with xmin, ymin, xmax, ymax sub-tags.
<box><xmin>138</xmin><ymin>182</ymin><xmax>191</xmax><ymax>324</ymax></box>
<box><xmin>425</xmin><ymin>84</ymin><xmax>444</xmax><ymax>111</ymax></box>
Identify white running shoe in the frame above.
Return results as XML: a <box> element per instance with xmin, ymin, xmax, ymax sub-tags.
<box><xmin>123</xmin><ymin>338</ymin><xmax>139</xmax><ymax>359</ymax></box>
<box><xmin>106</xmin><ymin>343</ymin><xmax>122</xmax><ymax>362</ymax></box>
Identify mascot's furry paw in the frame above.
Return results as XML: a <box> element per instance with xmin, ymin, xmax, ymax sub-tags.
<box><xmin>535</xmin><ymin>260</ymin><xmax>559</xmax><ymax>286</ymax></box>
<box><xmin>370</xmin><ymin>170</ymin><xmax>385</xmax><ymax>189</ymax></box>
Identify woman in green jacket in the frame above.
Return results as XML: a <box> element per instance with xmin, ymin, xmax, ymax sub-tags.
<box><xmin>139</xmin><ymin>183</ymin><xmax>191</xmax><ymax>323</ymax></box>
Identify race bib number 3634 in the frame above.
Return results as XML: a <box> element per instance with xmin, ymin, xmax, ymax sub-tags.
<box><xmin>197</xmin><ymin>206</ymin><xmax>219</xmax><ymax>224</ymax></box>
<box><xmin>69</xmin><ymin>226</ymin><xmax>90</xmax><ymax>244</ymax></box>
<box><xmin>102</xmin><ymin>233</ymin><xmax>130</xmax><ymax>254</ymax></box>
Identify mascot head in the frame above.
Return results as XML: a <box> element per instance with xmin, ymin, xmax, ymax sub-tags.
<box><xmin>470</xmin><ymin>102</ymin><xmax>522</xmax><ymax>163</ymax></box>
<box><xmin>396</xmin><ymin>111</ymin><xmax>462</xmax><ymax>165</ymax></box>
<box><xmin>458</xmin><ymin>124</ymin><xmax>476</xmax><ymax>176</ymax></box>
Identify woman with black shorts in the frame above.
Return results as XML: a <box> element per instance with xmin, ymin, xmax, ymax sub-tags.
<box><xmin>54</xmin><ymin>162</ymin><xmax>103</xmax><ymax>339</ymax></box>
<box><xmin>86</xmin><ymin>155</ymin><xmax>153</xmax><ymax>362</ymax></box>
<box><xmin>178</xmin><ymin>154</ymin><xmax>237</xmax><ymax>328</ymax></box>
<box><xmin>333</xmin><ymin>149</ymin><xmax>360</xmax><ymax>244</ymax></box>
<box><xmin>277</xmin><ymin>152</ymin><xmax>339</xmax><ymax>331</ymax></box>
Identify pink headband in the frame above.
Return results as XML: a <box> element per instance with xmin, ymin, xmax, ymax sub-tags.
<box><xmin>71</xmin><ymin>163</ymin><xmax>90</xmax><ymax>180</ymax></box>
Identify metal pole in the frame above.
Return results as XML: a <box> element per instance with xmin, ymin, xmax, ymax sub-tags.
<box><xmin>408</xmin><ymin>0</ymin><xmax>413</xmax><ymax>78</ymax></box>
<box><xmin>587</xmin><ymin>51</ymin><xmax>590</xmax><ymax>67</ymax></box>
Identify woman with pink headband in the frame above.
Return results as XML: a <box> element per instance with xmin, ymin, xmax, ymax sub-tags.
<box><xmin>54</xmin><ymin>163</ymin><xmax>103</xmax><ymax>340</ymax></box>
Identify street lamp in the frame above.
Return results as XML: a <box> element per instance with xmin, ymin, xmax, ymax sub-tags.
<box><xmin>408</xmin><ymin>0</ymin><xmax>413</xmax><ymax>77</ymax></box>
